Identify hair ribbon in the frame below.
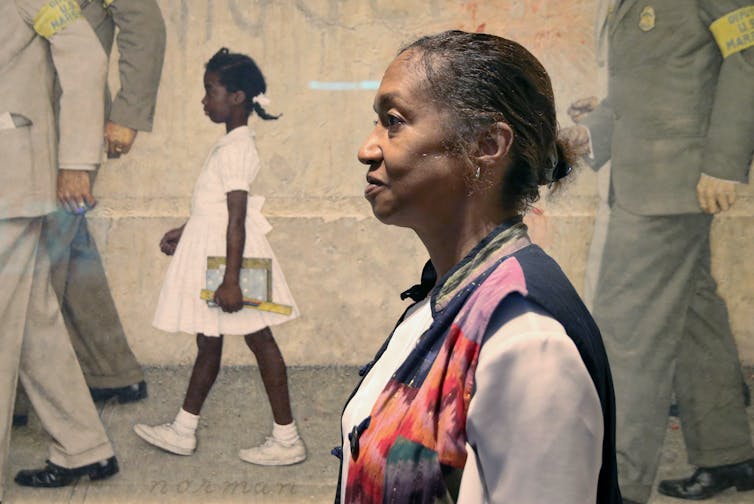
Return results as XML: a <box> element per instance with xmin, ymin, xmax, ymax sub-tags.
<box><xmin>252</xmin><ymin>93</ymin><xmax>271</xmax><ymax>106</ymax></box>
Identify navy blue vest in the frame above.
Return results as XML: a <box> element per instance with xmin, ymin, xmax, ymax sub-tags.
<box><xmin>335</xmin><ymin>242</ymin><xmax>622</xmax><ymax>503</ymax></box>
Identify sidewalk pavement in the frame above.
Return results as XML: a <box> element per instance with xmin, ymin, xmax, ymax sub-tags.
<box><xmin>5</xmin><ymin>366</ymin><xmax>754</xmax><ymax>503</ymax></box>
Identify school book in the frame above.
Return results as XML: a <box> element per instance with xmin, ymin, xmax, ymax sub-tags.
<box><xmin>200</xmin><ymin>256</ymin><xmax>293</xmax><ymax>315</ymax></box>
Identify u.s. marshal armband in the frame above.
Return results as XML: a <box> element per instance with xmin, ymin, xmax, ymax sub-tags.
<box><xmin>33</xmin><ymin>0</ymin><xmax>82</xmax><ymax>39</ymax></box>
<box><xmin>710</xmin><ymin>5</ymin><xmax>754</xmax><ymax>58</ymax></box>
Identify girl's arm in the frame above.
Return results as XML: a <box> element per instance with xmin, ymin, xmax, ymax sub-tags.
<box><xmin>213</xmin><ymin>190</ymin><xmax>248</xmax><ymax>313</ymax></box>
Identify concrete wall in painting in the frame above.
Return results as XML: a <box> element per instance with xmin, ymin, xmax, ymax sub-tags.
<box><xmin>89</xmin><ymin>0</ymin><xmax>754</xmax><ymax>365</ymax></box>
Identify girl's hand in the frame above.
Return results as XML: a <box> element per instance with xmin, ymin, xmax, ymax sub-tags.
<box><xmin>160</xmin><ymin>225</ymin><xmax>185</xmax><ymax>255</ymax></box>
<box><xmin>213</xmin><ymin>281</ymin><xmax>244</xmax><ymax>313</ymax></box>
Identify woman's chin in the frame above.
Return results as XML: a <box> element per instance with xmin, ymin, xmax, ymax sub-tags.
<box><xmin>370</xmin><ymin>206</ymin><xmax>396</xmax><ymax>225</ymax></box>
<box><xmin>372</xmin><ymin>210</ymin><xmax>412</xmax><ymax>229</ymax></box>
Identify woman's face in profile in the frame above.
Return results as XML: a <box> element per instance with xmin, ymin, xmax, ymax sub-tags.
<box><xmin>357</xmin><ymin>50</ymin><xmax>469</xmax><ymax>230</ymax></box>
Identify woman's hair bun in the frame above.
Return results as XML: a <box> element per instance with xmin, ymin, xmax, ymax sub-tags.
<box><xmin>551</xmin><ymin>142</ymin><xmax>573</xmax><ymax>182</ymax></box>
<box><xmin>538</xmin><ymin>142</ymin><xmax>572</xmax><ymax>186</ymax></box>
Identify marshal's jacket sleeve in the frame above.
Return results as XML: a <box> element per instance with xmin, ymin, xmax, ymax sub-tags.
<box><xmin>698</xmin><ymin>1</ymin><xmax>754</xmax><ymax>182</ymax></box>
<box><xmin>458</xmin><ymin>300</ymin><xmax>604</xmax><ymax>503</ymax></box>
<box><xmin>17</xmin><ymin>0</ymin><xmax>107</xmax><ymax>168</ymax></box>
<box><xmin>106</xmin><ymin>0</ymin><xmax>166</xmax><ymax>132</ymax></box>
<box><xmin>581</xmin><ymin>98</ymin><xmax>615</xmax><ymax>171</ymax></box>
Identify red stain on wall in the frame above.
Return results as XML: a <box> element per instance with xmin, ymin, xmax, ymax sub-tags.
<box><xmin>459</xmin><ymin>2</ymin><xmax>486</xmax><ymax>33</ymax></box>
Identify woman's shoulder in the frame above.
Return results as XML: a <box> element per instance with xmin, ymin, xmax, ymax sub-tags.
<box><xmin>485</xmin><ymin>294</ymin><xmax>566</xmax><ymax>343</ymax></box>
<box><xmin>480</xmin><ymin>297</ymin><xmax>591</xmax><ymax>391</ymax></box>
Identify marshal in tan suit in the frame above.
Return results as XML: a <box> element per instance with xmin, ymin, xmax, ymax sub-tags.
<box><xmin>581</xmin><ymin>0</ymin><xmax>754</xmax><ymax>501</ymax></box>
<box><xmin>44</xmin><ymin>0</ymin><xmax>166</xmax><ymax>393</ymax></box>
<box><xmin>0</xmin><ymin>0</ymin><xmax>116</xmax><ymax>498</ymax></box>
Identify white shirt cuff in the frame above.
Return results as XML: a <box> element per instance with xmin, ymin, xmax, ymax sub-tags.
<box><xmin>59</xmin><ymin>163</ymin><xmax>98</xmax><ymax>171</ymax></box>
<box><xmin>701</xmin><ymin>173</ymin><xmax>741</xmax><ymax>184</ymax></box>
<box><xmin>586</xmin><ymin>126</ymin><xmax>595</xmax><ymax>160</ymax></box>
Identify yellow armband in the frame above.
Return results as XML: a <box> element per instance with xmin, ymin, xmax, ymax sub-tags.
<box><xmin>33</xmin><ymin>0</ymin><xmax>81</xmax><ymax>39</ymax></box>
<box><xmin>710</xmin><ymin>5</ymin><xmax>754</xmax><ymax>58</ymax></box>
<box><xmin>102</xmin><ymin>0</ymin><xmax>115</xmax><ymax>7</ymax></box>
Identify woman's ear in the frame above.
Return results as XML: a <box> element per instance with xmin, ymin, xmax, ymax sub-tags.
<box><xmin>474</xmin><ymin>122</ymin><xmax>514</xmax><ymax>167</ymax></box>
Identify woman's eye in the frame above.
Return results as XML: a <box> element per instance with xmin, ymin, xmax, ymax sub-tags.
<box><xmin>373</xmin><ymin>112</ymin><xmax>404</xmax><ymax>131</ymax></box>
<box><xmin>386</xmin><ymin>114</ymin><xmax>403</xmax><ymax>129</ymax></box>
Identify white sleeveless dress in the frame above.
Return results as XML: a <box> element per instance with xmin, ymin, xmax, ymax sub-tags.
<box><xmin>153</xmin><ymin>126</ymin><xmax>299</xmax><ymax>336</ymax></box>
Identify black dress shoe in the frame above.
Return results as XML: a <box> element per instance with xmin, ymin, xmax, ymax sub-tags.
<box><xmin>90</xmin><ymin>380</ymin><xmax>147</xmax><ymax>403</ymax></box>
<box><xmin>14</xmin><ymin>456</ymin><xmax>118</xmax><ymax>488</ymax></box>
<box><xmin>658</xmin><ymin>459</ymin><xmax>754</xmax><ymax>500</ymax></box>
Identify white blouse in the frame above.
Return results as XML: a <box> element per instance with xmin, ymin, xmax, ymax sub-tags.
<box><xmin>340</xmin><ymin>295</ymin><xmax>603</xmax><ymax>503</ymax></box>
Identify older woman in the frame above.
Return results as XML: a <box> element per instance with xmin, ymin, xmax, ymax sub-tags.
<box><xmin>334</xmin><ymin>31</ymin><xmax>622</xmax><ymax>503</ymax></box>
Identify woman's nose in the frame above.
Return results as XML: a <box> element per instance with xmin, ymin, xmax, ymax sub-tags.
<box><xmin>357</xmin><ymin>128</ymin><xmax>382</xmax><ymax>166</ymax></box>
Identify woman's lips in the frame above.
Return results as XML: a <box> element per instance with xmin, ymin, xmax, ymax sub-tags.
<box><xmin>364</xmin><ymin>178</ymin><xmax>385</xmax><ymax>198</ymax></box>
<box><xmin>364</xmin><ymin>183</ymin><xmax>381</xmax><ymax>198</ymax></box>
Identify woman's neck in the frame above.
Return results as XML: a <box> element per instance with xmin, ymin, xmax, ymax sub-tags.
<box><xmin>416</xmin><ymin>208</ymin><xmax>518</xmax><ymax>278</ymax></box>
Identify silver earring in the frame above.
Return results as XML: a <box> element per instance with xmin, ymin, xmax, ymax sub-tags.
<box><xmin>474</xmin><ymin>165</ymin><xmax>481</xmax><ymax>179</ymax></box>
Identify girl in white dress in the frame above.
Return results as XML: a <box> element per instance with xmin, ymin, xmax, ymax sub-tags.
<box><xmin>134</xmin><ymin>48</ymin><xmax>305</xmax><ymax>466</ymax></box>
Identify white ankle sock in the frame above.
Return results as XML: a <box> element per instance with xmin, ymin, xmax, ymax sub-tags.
<box><xmin>174</xmin><ymin>408</ymin><xmax>199</xmax><ymax>436</ymax></box>
<box><xmin>272</xmin><ymin>421</ymin><xmax>299</xmax><ymax>445</ymax></box>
